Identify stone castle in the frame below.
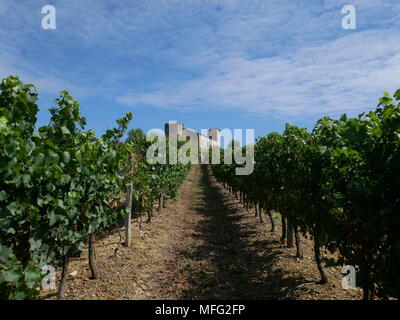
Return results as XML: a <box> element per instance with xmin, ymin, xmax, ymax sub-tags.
<box><xmin>164</xmin><ymin>121</ymin><xmax>221</xmax><ymax>151</ymax></box>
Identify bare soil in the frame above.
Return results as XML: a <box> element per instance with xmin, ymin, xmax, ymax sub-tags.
<box><xmin>41</xmin><ymin>165</ymin><xmax>363</xmax><ymax>300</ymax></box>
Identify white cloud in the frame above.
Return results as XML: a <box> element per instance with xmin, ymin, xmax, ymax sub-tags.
<box><xmin>1</xmin><ymin>0</ymin><xmax>399</xmax><ymax>122</ymax></box>
<box><xmin>118</xmin><ymin>27</ymin><xmax>400</xmax><ymax>119</ymax></box>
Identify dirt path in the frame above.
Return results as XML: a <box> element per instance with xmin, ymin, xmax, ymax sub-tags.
<box><xmin>43</xmin><ymin>165</ymin><xmax>362</xmax><ymax>300</ymax></box>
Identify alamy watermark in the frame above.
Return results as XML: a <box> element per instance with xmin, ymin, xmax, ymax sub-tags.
<box><xmin>341</xmin><ymin>265</ymin><xmax>356</xmax><ymax>290</ymax></box>
<box><xmin>39</xmin><ymin>4</ymin><xmax>356</xmax><ymax>31</ymax></box>
<box><xmin>342</xmin><ymin>5</ymin><xmax>357</xmax><ymax>30</ymax></box>
<box><xmin>145</xmin><ymin>128</ymin><xmax>254</xmax><ymax>176</ymax></box>
<box><xmin>41</xmin><ymin>5</ymin><xmax>56</xmax><ymax>30</ymax></box>
<box><xmin>41</xmin><ymin>265</ymin><xmax>56</xmax><ymax>290</ymax></box>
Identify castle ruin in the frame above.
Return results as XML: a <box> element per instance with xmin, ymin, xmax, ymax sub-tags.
<box><xmin>164</xmin><ymin>121</ymin><xmax>221</xmax><ymax>152</ymax></box>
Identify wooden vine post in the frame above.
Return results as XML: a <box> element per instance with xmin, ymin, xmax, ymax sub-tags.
<box><xmin>125</xmin><ymin>183</ymin><xmax>132</xmax><ymax>247</ymax></box>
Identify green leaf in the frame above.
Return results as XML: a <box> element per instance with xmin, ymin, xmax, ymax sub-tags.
<box><xmin>7</xmin><ymin>202</ymin><xmax>20</xmax><ymax>215</ymax></box>
<box><xmin>12</xmin><ymin>291</ymin><xmax>27</xmax><ymax>300</ymax></box>
<box><xmin>24</xmin><ymin>266</ymin><xmax>41</xmax><ymax>289</ymax></box>
<box><xmin>29</xmin><ymin>237</ymin><xmax>42</xmax><ymax>251</ymax></box>
<box><xmin>393</xmin><ymin>89</ymin><xmax>400</xmax><ymax>101</ymax></box>
<box><xmin>0</xmin><ymin>246</ymin><xmax>13</xmax><ymax>264</ymax></box>
<box><xmin>59</xmin><ymin>174</ymin><xmax>71</xmax><ymax>185</ymax></box>
<box><xmin>2</xmin><ymin>269</ymin><xmax>20</xmax><ymax>283</ymax></box>
<box><xmin>49</xmin><ymin>212</ymin><xmax>58</xmax><ymax>226</ymax></box>
<box><xmin>22</xmin><ymin>174</ymin><xmax>31</xmax><ymax>186</ymax></box>
<box><xmin>61</xmin><ymin>126</ymin><xmax>70</xmax><ymax>135</ymax></box>
<box><xmin>32</xmin><ymin>153</ymin><xmax>45</xmax><ymax>169</ymax></box>
<box><xmin>0</xmin><ymin>116</ymin><xmax>9</xmax><ymax>134</ymax></box>
<box><xmin>334</xmin><ymin>193</ymin><xmax>346</xmax><ymax>200</ymax></box>
<box><xmin>6</xmin><ymin>228</ymin><xmax>15</xmax><ymax>234</ymax></box>
<box><xmin>62</xmin><ymin>151</ymin><xmax>70</xmax><ymax>163</ymax></box>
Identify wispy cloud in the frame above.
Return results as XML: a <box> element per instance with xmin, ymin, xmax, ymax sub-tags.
<box><xmin>118</xmin><ymin>27</ymin><xmax>400</xmax><ymax>119</ymax></box>
<box><xmin>0</xmin><ymin>0</ymin><xmax>399</xmax><ymax>125</ymax></box>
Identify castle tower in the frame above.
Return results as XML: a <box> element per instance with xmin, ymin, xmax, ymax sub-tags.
<box><xmin>165</xmin><ymin>121</ymin><xmax>184</xmax><ymax>137</ymax></box>
<box><xmin>208</xmin><ymin>128</ymin><xmax>221</xmax><ymax>148</ymax></box>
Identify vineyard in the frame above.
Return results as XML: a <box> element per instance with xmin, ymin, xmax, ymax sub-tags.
<box><xmin>211</xmin><ymin>90</ymin><xmax>400</xmax><ymax>300</ymax></box>
<box><xmin>0</xmin><ymin>76</ymin><xmax>400</xmax><ymax>300</ymax></box>
<box><xmin>0</xmin><ymin>76</ymin><xmax>189</xmax><ymax>299</ymax></box>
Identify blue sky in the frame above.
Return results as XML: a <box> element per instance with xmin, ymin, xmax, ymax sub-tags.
<box><xmin>0</xmin><ymin>0</ymin><xmax>399</xmax><ymax>140</ymax></box>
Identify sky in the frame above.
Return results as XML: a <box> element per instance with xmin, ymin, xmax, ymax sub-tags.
<box><xmin>0</xmin><ymin>0</ymin><xmax>399</xmax><ymax>140</ymax></box>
